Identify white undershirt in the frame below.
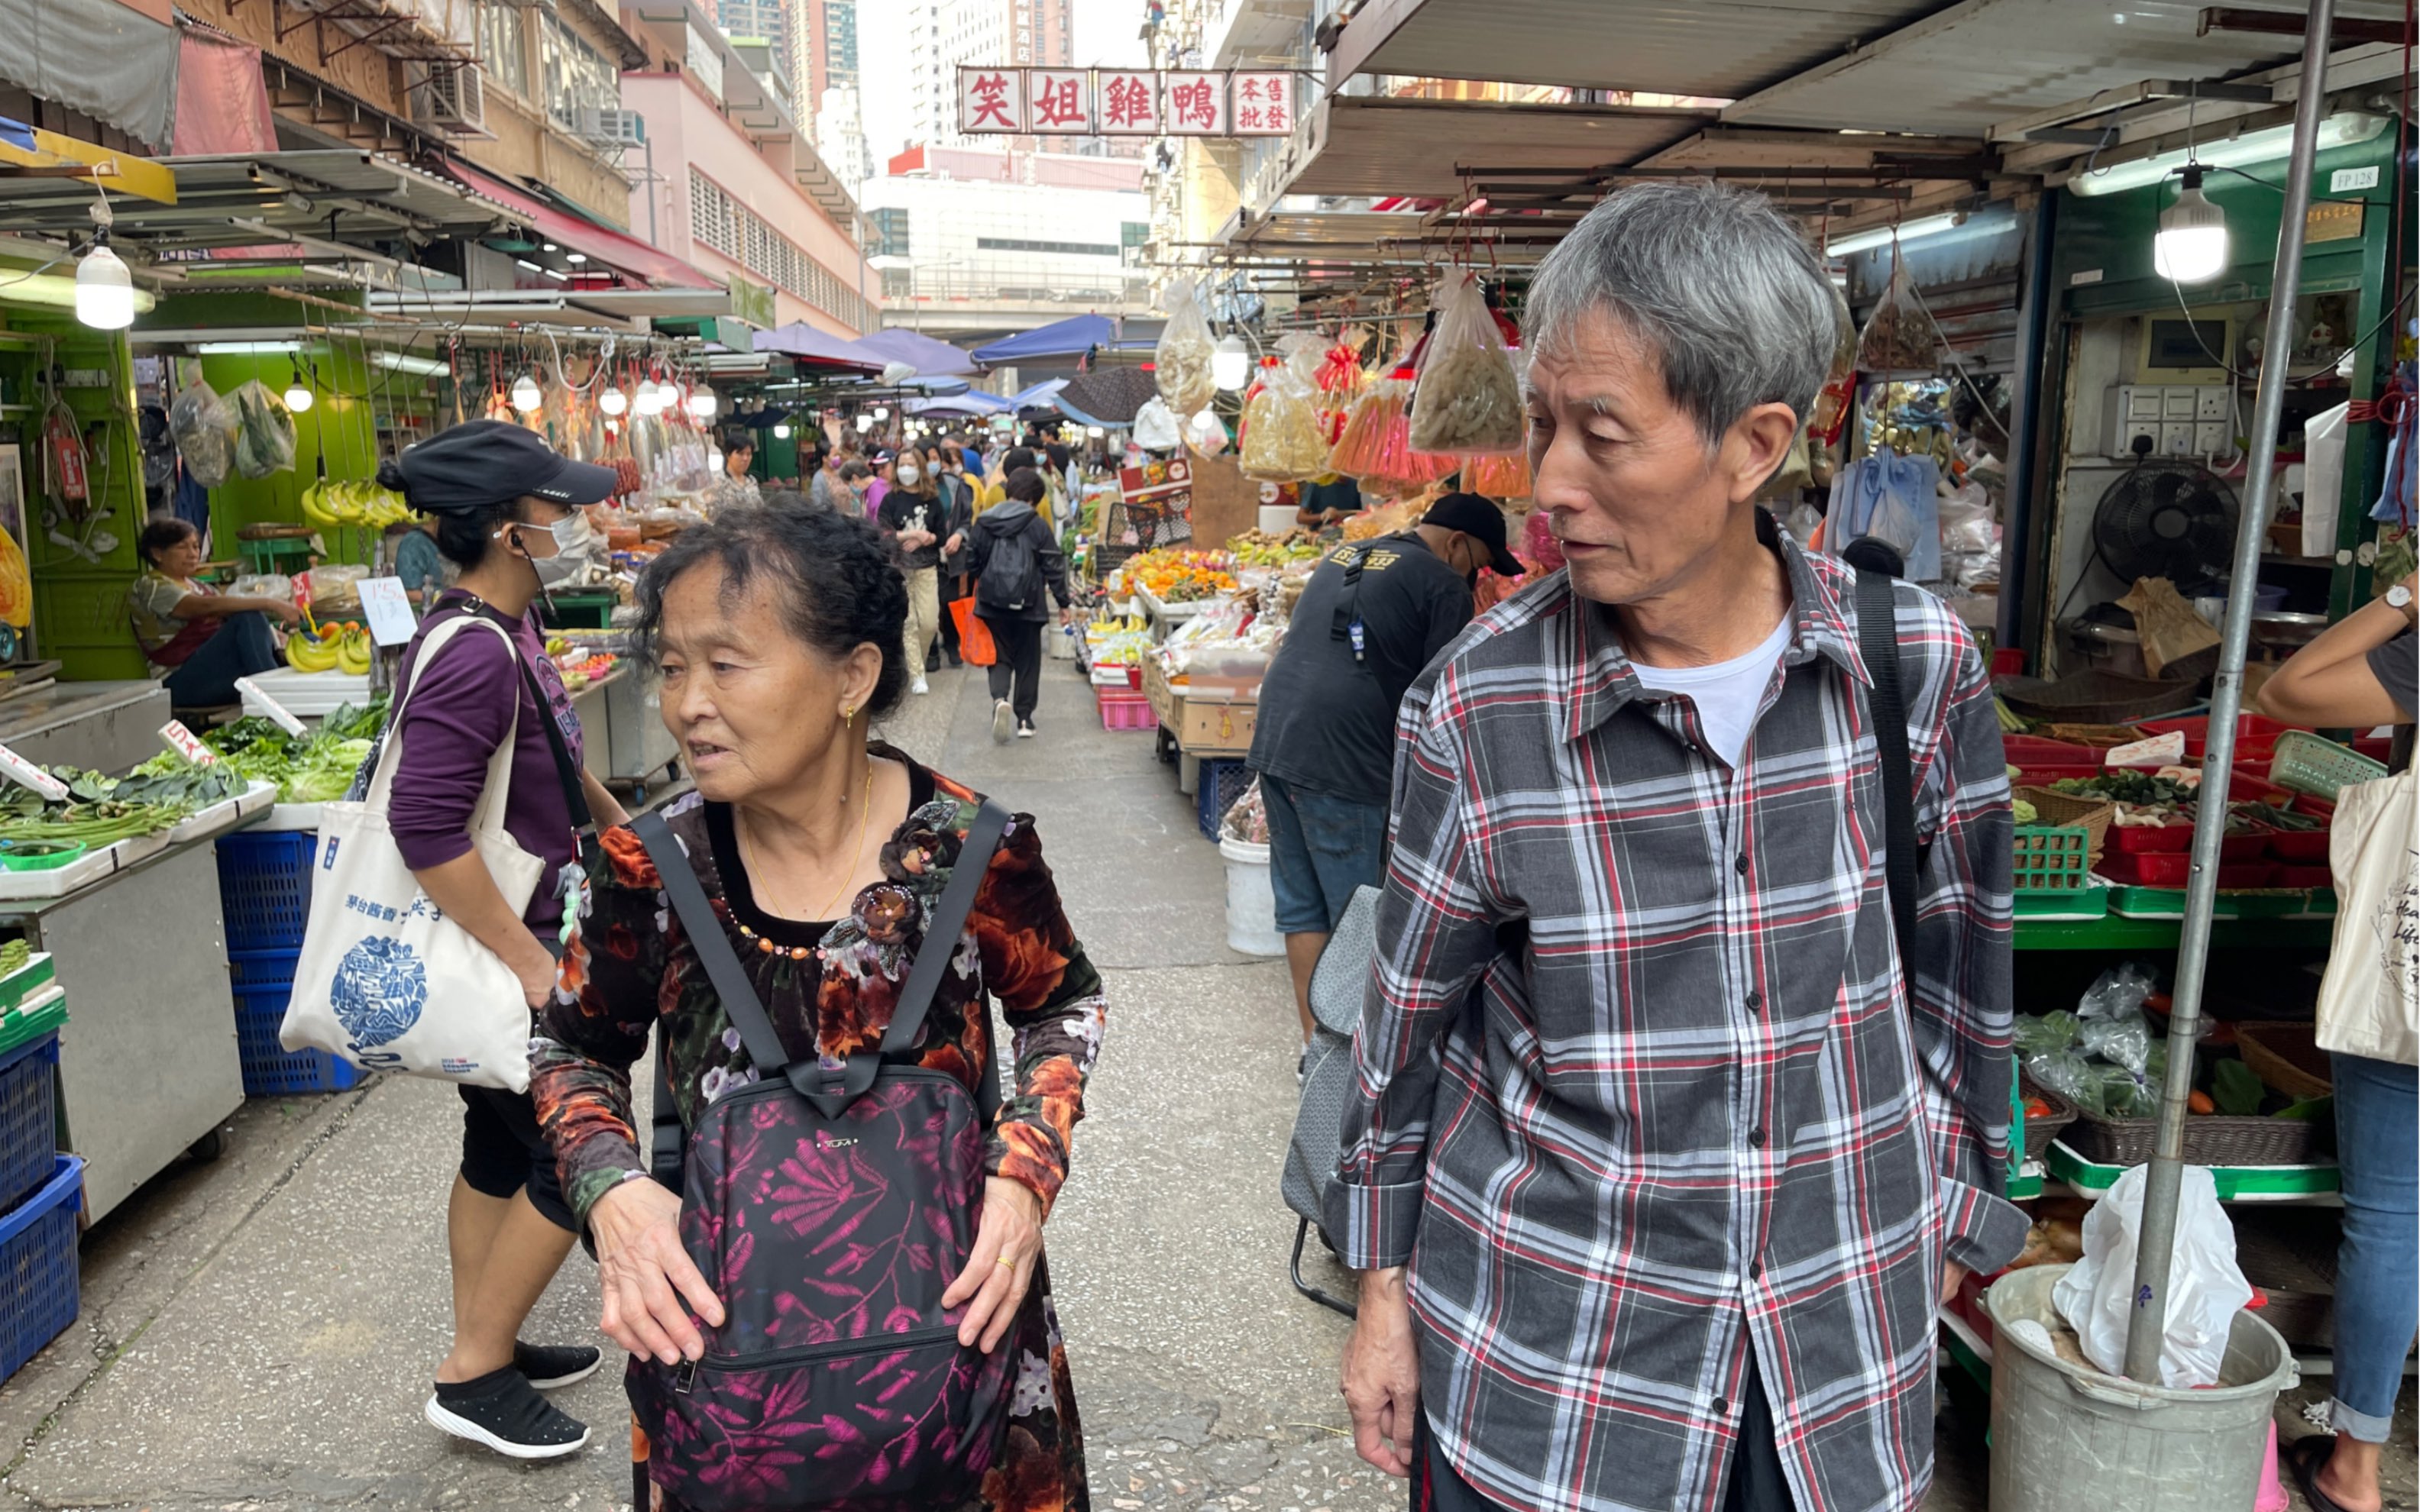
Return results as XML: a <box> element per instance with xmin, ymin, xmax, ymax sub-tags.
<box><xmin>1629</xmin><ymin>613</ymin><xmax>1794</xmax><ymax>769</ymax></box>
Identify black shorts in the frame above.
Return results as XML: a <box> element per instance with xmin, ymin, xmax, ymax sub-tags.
<box><xmin>458</xmin><ymin>1084</ymin><xmax>578</xmax><ymax>1234</ymax></box>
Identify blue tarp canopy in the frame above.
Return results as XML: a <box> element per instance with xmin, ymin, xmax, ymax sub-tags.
<box><xmin>969</xmin><ymin>315</ymin><xmax>1116</xmax><ymax>366</ymax></box>
<box><xmin>851</xmin><ymin>328</ymin><xmax>979</xmax><ymax>377</ymax></box>
<box><xmin>1006</xmin><ymin>379</ymin><xmax>1067</xmax><ymax>412</ymax></box>
<box><xmin>907</xmin><ymin>391</ymin><xmax>1012</xmax><ymax>417</ymax></box>
<box><xmin>752</xmin><ymin>322</ymin><xmax>884</xmax><ymax>373</ymax></box>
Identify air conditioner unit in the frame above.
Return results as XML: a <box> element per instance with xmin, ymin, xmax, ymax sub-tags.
<box><xmin>578</xmin><ymin>106</ymin><xmax>647</xmax><ymax>147</ymax></box>
<box><xmin>419</xmin><ymin>63</ymin><xmax>489</xmax><ymax>136</ymax></box>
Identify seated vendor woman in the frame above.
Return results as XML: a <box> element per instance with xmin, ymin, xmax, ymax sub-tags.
<box><xmin>129</xmin><ymin>519</ymin><xmax>301</xmax><ymax>706</ymax></box>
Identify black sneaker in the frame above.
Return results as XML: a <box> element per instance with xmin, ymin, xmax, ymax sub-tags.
<box><xmin>1016</xmin><ymin>719</ymin><xmax>1037</xmax><ymax>739</ymax></box>
<box><xmin>515</xmin><ymin>1340</ymin><xmax>603</xmax><ymax>1391</ymax></box>
<box><xmin>425</xmin><ymin>1366</ymin><xmax>591</xmax><ymax>1460</ymax></box>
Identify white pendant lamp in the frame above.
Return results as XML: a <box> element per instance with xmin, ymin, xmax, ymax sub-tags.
<box><xmin>74</xmin><ymin>235</ymin><xmax>134</xmax><ymax>331</ymax></box>
<box><xmin>687</xmin><ymin>383</ymin><xmax>720</xmax><ymax>420</ymax></box>
<box><xmin>1212</xmin><ymin>333</ymin><xmax>1251</xmax><ymax>391</ymax></box>
<box><xmin>510</xmin><ymin>373</ymin><xmax>543</xmax><ymax>412</ymax></box>
<box><xmin>283</xmin><ymin>363</ymin><xmax>315</xmax><ymax>413</ymax></box>
<box><xmin>598</xmin><ymin>384</ymin><xmax>629</xmax><ymax>417</ymax></box>
<box><xmin>2153</xmin><ymin>166</ymin><xmax>2228</xmax><ymax>285</ymax></box>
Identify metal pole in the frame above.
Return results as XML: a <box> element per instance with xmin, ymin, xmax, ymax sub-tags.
<box><xmin>2121</xmin><ymin>0</ymin><xmax>2334</xmax><ymax>1383</ymax></box>
<box><xmin>1997</xmin><ymin>192</ymin><xmax>2058</xmax><ymax>666</ymax></box>
<box><xmin>645</xmin><ymin>137</ymin><xmax>660</xmax><ymax>249</ymax></box>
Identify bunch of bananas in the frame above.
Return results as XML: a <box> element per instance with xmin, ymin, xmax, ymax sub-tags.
<box><xmin>1084</xmin><ymin>614</ymin><xmax>1148</xmax><ymax>641</ymax></box>
<box><xmin>300</xmin><ymin>480</ymin><xmax>413</xmax><ymax>529</ymax></box>
<box><xmin>286</xmin><ymin>623</ymin><xmax>373</xmax><ymax>675</ymax></box>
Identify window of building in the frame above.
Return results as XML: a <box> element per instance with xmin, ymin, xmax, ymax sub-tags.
<box><xmin>480</xmin><ymin>4</ymin><xmax>530</xmax><ymax>99</ymax></box>
<box><xmin>867</xmin><ymin>207</ymin><xmax>911</xmax><ymax>260</ymax></box>
<box><xmin>975</xmin><ymin>236</ymin><xmax>1121</xmax><ymax>257</ymax></box>
<box><xmin>689</xmin><ymin>170</ymin><xmax>872</xmax><ymax>330</ymax></box>
<box><xmin>1121</xmin><ymin>221</ymin><xmax>1149</xmax><ymax>248</ymax></box>
<box><xmin>542</xmin><ymin>15</ymin><xmax>617</xmax><ymax>133</ymax></box>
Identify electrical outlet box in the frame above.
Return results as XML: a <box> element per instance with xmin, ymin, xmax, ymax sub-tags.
<box><xmin>2105</xmin><ymin>383</ymin><xmax>2228</xmax><ymax>459</ymax></box>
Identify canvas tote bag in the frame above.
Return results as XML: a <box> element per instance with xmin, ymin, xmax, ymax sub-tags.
<box><xmin>2313</xmin><ymin>767</ymin><xmax>2419</xmax><ymax>1067</ymax></box>
<box><xmin>280</xmin><ymin>614</ymin><xmax>548</xmax><ymax>1090</ymax></box>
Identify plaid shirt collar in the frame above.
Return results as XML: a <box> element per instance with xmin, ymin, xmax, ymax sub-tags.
<box><xmin>1557</xmin><ymin>513</ymin><xmax>1872</xmax><ymax>745</ymax></box>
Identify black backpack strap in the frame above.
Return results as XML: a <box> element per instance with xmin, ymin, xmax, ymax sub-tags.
<box><xmin>1855</xmin><ymin>569</ymin><xmax>1921</xmax><ymax>965</ymax></box>
<box><xmin>632</xmin><ymin>800</ymin><xmax>1010</xmax><ymax>1123</ymax></box>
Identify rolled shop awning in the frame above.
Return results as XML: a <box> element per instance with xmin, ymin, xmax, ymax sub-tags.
<box><xmin>435</xmin><ymin>159</ymin><xmax>719</xmax><ymax>289</ymax></box>
<box><xmin>850</xmin><ymin>327</ymin><xmax>978</xmax><ymax>378</ymax></box>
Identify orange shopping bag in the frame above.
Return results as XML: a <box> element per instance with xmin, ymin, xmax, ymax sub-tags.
<box><xmin>949</xmin><ymin>598</ymin><xmax>996</xmax><ymax>667</ymax></box>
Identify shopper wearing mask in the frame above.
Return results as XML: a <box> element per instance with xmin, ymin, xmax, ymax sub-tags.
<box><xmin>935</xmin><ymin>447</ymin><xmax>977</xmax><ymax>669</ymax></box>
<box><xmin>969</xmin><ymin>467</ymin><xmax>1072</xmax><ymax>741</ymax></box>
<box><xmin>878</xmin><ymin>451</ymin><xmax>946</xmax><ymax>696</ymax></box>
<box><xmin>374</xmin><ymin>421</ymin><xmax>633</xmax><ymax>1462</ymax></box>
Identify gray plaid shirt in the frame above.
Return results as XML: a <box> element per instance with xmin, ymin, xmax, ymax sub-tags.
<box><xmin>1329</xmin><ymin>532</ymin><xmax>2027</xmax><ymax>1512</ymax></box>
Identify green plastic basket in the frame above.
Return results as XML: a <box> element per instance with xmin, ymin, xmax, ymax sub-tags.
<box><xmin>2268</xmin><ymin>729</ymin><xmax>2387</xmax><ymax>800</ymax></box>
<box><xmin>2013</xmin><ymin>824</ymin><xmax>2091</xmax><ymax>893</ymax></box>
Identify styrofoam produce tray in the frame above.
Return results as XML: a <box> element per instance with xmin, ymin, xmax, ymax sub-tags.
<box><xmin>239</xmin><ymin>667</ymin><xmax>374</xmax><ymax>719</ymax></box>
<box><xmin>167</xmin><ymin>781</ymin><xmax>277</xmax><ymax>845</ymax></box>
<box><xmin>0</xmin><ymin>846</ymin><xmax>116</xmax><ymax>902</ymax></box>
<box><xmin>257</xmin><ymin>803</ymin><xmax>324</xmax><ymax>832</ymax></box>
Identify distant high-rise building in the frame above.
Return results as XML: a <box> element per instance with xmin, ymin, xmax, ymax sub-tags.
<box><xmin>798</xmin><ymin>2</ymin><xmax>865</xmax><ymax>161</ymax></box>
<box><xmin>715</xmin><ymin>0</ymin><xmax>788</xmax><ymax>52</ymax></box>
<box><xmin>930</xmin><ymin>0</ymin><xmax>1073</xmax><ymax>150</ymax></box>
<box><xmin>819</xmin><ymin>85</ymin><xmax>875</xmax><ymax>186</ymax></box>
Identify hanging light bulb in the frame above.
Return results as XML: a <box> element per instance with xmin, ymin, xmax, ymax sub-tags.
<box><xmin>283</xmin><ymin>362</ymin><xmax>315</xmax><ymax>413</ymax></box>
<box><xmin>2153</xmin><ymin>166</ymin><xmax>2228</xmax><ymax>284</ymax></box>
<box><xmin>872</xmin><ymin>405</ymin><xmax>891</xmax><ymax>421</ymax></box>
<box><xmin>1212</xmin><ymin>332</ymin><xmax>1251</xmax><ymax>391</ymax></box>
<box><xmin>1085</xmin><ymin>425</ymin><xmax>1105</xmax><ymax>438</ymax></box>
<box><xmin>633</xmin><ymin>379</ymin><xmax>665</xmax><ymax>415</ymax></box>
<box><xmin>510</xmin><ymin>372</ymin><xmax>543</xmax><ymax>412</ymax></box>
<box><xmin>773</xmin><ymin>420</ymin><xmax>793</xmax><ymax>439</ymax></box>
<box><xmin>598</xmin><ymin>384</ymin><xmax>629</xmax><ymax>416</ymax></box>
<box><xmin>74</xmin><ymin>234</ymin><xmax>134</xmax><ymax>331</ymax></box>
<box><xmin>686</xmin><ymin>383</ymin><xmax>720</xmax><ymax>420</ymax></box>
<box><xmin>855</xmin><ymin>412</ymin><xmax>875</xmax><ymax>432</ymax></box>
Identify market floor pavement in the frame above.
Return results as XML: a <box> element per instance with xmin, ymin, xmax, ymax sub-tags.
<box><xmin>0</xmin><ymin>657</ymin><xmax>2405</xmax><ymax>1512</ymax></box>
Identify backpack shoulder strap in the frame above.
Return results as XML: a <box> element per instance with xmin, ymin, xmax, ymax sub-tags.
<box><xmin>1855</xmin><ymin>568</ymin><xmax>1921</xmax><ymax>966</ymax></box>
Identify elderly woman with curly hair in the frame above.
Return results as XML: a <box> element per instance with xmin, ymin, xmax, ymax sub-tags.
<box><xmin>529</xmin><ymin>503</ymin><xmax>1105</xmax><ymax>1511</ymax></box>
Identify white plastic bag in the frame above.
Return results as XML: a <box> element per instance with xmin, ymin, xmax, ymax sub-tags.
<box><xmin>2052</xmin><ymin>1164</ymin><xmax>2252</xmax><ymax>1388</ymax></box>
<box><xmin>1132</xmin><ymin>397</ymin><xmax>1180</xmax><ymax>452</ymax></box>
<box><xmin>2302</xmin><ymin>401</ymin><xmax>2348</xmax><ymax>559</ymax></box>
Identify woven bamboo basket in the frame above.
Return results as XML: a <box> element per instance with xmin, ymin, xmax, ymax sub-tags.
<box><xmin>2014</xmin><ymin>786</ymin><xmax>2117</xmax><ymax>861</ymax></box>
<box><xmin>2235</xmin><ymin>1022</ymin><xmax>2332</xmax><ymax>1101</ymax></box>
<box><xmin>2062</xmin><ymin>1103</ymin><xmax>2315</xmax><ymax>1167</ymax></box>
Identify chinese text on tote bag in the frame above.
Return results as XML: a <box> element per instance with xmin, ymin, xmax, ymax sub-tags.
<box><xmin>2314</xmin><ymin>767</ymin><xmax>2418</xmax><ymax>1067</ymax></box>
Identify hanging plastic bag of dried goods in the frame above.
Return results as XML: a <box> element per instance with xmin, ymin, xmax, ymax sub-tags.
<box><xmin>1855</xmin><ymin>262</ymin><xmax>1938</xmax><ymax>376</ymax></box>
<box><xmin>1328</xmin><ymin>376</ymin><xmax>1408</xmax><ymax>479</ymax></box>
<box><xmin>228</xmin><ymin>379</ymin><xmax>298</xmax><ymax>480</ymax></box>
<box><xmin>1241</xmin><ymin>333</ymin><xmax>1333</xmax><ymax>482</ymax></box>
<box><xmin>1464</xmin><ymin>449</ymin><xmax>1532</xmax><ymax>499</ymax></box>
<box><xmin>1132</xmin><ymin>397</ymin><xmax>1181</xmax><ymax>451</ymax></box>
<box><xmin>1156</xmin><ymin>275</ymin><xmax>1217</xmax><ymax>417</ymax></box>
<box><xmin>1409</xmin><ymin>271</ymin><xmax>1525</xmax><ymax>456</ymax></box>
<box><xmin>1809</xmin><ymin>290</ymin><xmax>1860</xmax><ymax>447</ymax></box>
<box><xmin>1312</xmin><ymin>335</ymin><xmax>1366</xmax><ymax>444</ymax></box>
<box><xmin>168</xmin><ymin>364</ymin><xmax>241</xmax><ymax>489</ymax></box>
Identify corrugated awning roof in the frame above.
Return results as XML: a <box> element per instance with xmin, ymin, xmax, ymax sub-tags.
<box><xmin>0</xmin><ymin>149</ymin><xmax>505</xmax><ymax>255</ymax></box>
<box><xmin>1282</xmin><ymin>95</ymin><xmax>1718</xmax><ymax>199</ymax></box>
<box><xmin>436</xmin><ymin>159</ymin><xmax>718</xmax><ymax>289</ymax></box>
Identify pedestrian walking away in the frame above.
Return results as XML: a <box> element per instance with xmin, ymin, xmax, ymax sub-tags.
<box><xmin>936</xmin><ymin>445</ymin><xmax>979</xmax><ymax>667</ymax></box>
<box><xmin>1248</xmin><ymin>491</ymin><xmax>1519</xmax><ymax>1046</ymax></box>
<box><xmin>376</xmin><ymin>420</ymin><xmax>637</xmax><ymax>1461</ymax></box>
<box><xmin>969</xmin><ymin>466</ymin><xmax>1072</xmax><ymax>741</ymax></box>
<box><xmin>1331</xmin><ymin>183</ymin><xmax>2027</xmax><ymax>1512</ymax></box>
<box><xmin>529</xmin><ymin>503</ymin><xmax>1105</xmax><ymax>1512</ymax></box>
<box><xmin>878</xmin><ymin>451</ymin><xmax>947</xmax><ymax>695</ymax></box>
<box><xmin>2256</xmin><ymin>573</ymin><xmax>2418</xmax><ymax>1512</ymax></box>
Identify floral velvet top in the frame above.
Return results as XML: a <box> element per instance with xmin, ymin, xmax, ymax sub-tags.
<box><xmin>530</xmin><ymin>749</ymin><xmax>1107</xmax><ymax>1230</ymax></box>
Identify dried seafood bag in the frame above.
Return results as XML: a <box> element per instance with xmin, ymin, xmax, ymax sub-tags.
<box><xmin>1241</xmin><ymin>333</ymin><xmax>1332</xmax><ymax>482</ymax></box>
<box><xmin>1328</xmin><ymin>376</ymin><xmax>1408</xmax><ymax>478</ymax></box>
<box><xmin>228</xmin><ymin>379</ymin><xmax>298</xmax><ymax>479</ymax></box>
<box><xmin>1155</xmin><ymin>275</ymin><xmax>1217</xmax><ymax>417</ymax></box>
<box><xmin>1856</xmin><ymin>261</ymin><xmax>1937</xmax><ymax>376</ymax></box>
<box><xmin>167</xmin><ymin>363</ymin><xmax>239</xmax><ymax>489</ymax></box>
<box><xmin>1312</xmin><ymin>336</ymin><xmax>1366</xmax><ymax>443</ymax></box>
<box><xmin>1409</xmin><ymin>271</ymin><xmax>1525</xmax><ymax>456</ymax></box>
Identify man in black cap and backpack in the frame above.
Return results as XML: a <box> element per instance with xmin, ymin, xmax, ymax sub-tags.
<box><xmin>1249</xmin><ymin>493</ymin><xmax>1524</xmax><ymax>1049</ymax></box>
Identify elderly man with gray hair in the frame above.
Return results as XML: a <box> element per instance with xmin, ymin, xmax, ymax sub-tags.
<box><xmin>1331</xmin><ymin>181</ymin><xmax>2025</xmax><ymax>1512</ymax></box>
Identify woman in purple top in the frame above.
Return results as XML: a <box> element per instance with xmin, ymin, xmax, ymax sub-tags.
<box><xmin>378</xmin><ymin>421</ymin><xmax>632</xmax><ymax>1463</ymax></box>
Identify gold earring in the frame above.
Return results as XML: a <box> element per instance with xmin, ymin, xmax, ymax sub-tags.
<box><xmin>840</xmin><ymin>703</ymin><xmax>856</xmax><ymax>723</ymax></box>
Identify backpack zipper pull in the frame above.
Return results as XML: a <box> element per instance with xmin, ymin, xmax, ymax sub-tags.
<box><xmin>674</xmin><ymin>1356</ymin><xmax>699</xmax><ymax>1395</ymax></box>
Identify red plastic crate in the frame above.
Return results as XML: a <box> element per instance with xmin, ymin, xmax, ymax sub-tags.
<box><xmin>2097</xmin><ymin>852</ymin><xmax>2274</xmax><ymax>889</ymax></box>
<box><xmin>2291</xmin><ymin>792</ymin><xmax>2336</xmax><ymax>821</ymax></box>
<box><xmin>2351</xmin><ymin>735</ymin><xmax>2392</xmax><ymax>761</ymax></box>
<box><xmin>2003</xmin><ymin>736</ymin><xmax>2101</xmax><ymax>770</ymax></box>
<box><xmin>2111</xmin><ymin>823</ymin><xmax>2194</xmax><ymax>854</ymax></box>
<box><xmin>2263</xmin><ymin>829</ymin><xmax>2331</xmax><ymax>862</ymax></box>
<box><xmin>2134</xmin><ymin>714</ymin><xmax>2295</xmax><ymax>761</ymax></box>
<box><xmin>2273</xmin><ymin>864</ymin><xmax>2334</xmax><ymax>890</ymax></box>
<box><xmin>1096</xmin><ymin>690</ymin><xmax>1157</xmax><ymax>732</ymax></box>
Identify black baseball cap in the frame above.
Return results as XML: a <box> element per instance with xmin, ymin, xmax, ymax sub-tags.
<box><xmin>388</xmin><ymin>420</ymin><xmax>616</xmax><ymax>515</ymax></box>
<box><xmin>1424</xmin><ymin>492</ymin><xmax>1524</xmax><ymax>577</ymax></box>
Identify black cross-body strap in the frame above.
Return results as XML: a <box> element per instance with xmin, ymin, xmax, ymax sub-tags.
<box><xmin>516</xmin><ymin>656</ymin><xmax>594</xmax><ymax>832</ymax></box>
<box><xmin>634</xmin><ymin>800</ymin><xmax>1009</xmax><ymax>1122</ymax></box>
<box><xmin>1855</xmin><ymin>568</ymin><xmax>1921</xmax><ymax>964</ymax></box>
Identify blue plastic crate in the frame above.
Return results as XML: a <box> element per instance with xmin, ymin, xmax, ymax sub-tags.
<box><xmin>0</xmin><ymin>1155</ymin><xmax>82</xmax><ymax>1384</ymax></box>
<box><xmin>217</xmin><ymin>832</ymin><xmax>318</xmax><ymax>951</ymax></box>
<box><xmin>228</xmin><ymin>948</ymin><xmax>304</xmax><ymax>991</ymax></box>
<box><xmin>1195</xmin><ymin>759</ymin><xmax>1253</xmax><ymax>842</ymax></box>
<box><xmin>232</xmin><ymin>984</ymin><xmax>359</xmax><ymax>1097</ymax></box>
<box><xmin>0</xmin><ymin>1035</ymin><xmax>56</xmax><ymax>1217</ymax></box>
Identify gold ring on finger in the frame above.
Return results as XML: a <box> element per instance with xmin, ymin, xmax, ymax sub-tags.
<box><xmin>996</xmin><ymin>1256</ymin><xmax>1015</xmax><ymax>1270</ymax></box>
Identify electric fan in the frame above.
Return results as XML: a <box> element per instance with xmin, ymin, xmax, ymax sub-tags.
<box><xmin>2090</xmin><ymin>460</ymin><xmax>2240</xmax><ymax>593</ymax></box>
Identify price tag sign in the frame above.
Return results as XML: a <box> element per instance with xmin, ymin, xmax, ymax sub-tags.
<box><xmin>0</xmin><ymin>742</ymin><xmax>69</xmax><ymax>802</ymax></box>
<box><xmin>159</xmin><ymin>721</ymin><xmax>221</xmax><ymax>765</ymax></box>
<box><xmin>235</xmin><ymin>677</ymin><xmax>309</xmax><ymax>738</ymax></box>
<box><xmin>358</xmin><ymin>577</ymin><xmax>417</xmax><ymax>648</ymax></box>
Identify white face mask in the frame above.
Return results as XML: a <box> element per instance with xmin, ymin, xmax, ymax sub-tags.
<box><xmin>500</xmin><ymin>512</ymin><xmax>594</xmax><ymax>581</ymax></box>
<box><xmin>898</xmin><ymin>465</ymin><xmax>922</xmax><ymax>487</ymax></box>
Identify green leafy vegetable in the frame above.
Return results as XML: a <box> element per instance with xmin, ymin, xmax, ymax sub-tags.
<box><xmin>2211</xmin><ymin>1058</ymin><xmax>2265</xmax><ymax>1117</ymax></box>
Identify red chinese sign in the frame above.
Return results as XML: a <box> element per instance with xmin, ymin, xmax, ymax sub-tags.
<box><xmin>1162</xmin><ymin>70</ymin><xmax>1227</xmax><ymax>135</ymax></box>
<box><xmin>1098</xmin><ymin>70</ymin><xmax>1159</xmax><ymax>134</ymax></box>
<box><xmin>1231</xmin><ymin>71</ymin><xmax>1292</xmax><ymax>136</ymax></box>
<box><xmin>957</xmin><ymin>67</ymin><xmax>1026</xmax><ymax>134</ymax></box>
<box><xmin>1027</xmin><ymin>69</ymin><xmax>1091</xmax><ymax>131</ymax></box>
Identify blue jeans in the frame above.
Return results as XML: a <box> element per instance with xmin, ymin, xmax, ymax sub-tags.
<box><xmin>162</xmin><ymin>612</ymin><xmax>282</xmax><ymax>708</ymax></box>
<box><xmin>2331</xmin><ymin>1051</ymin><xmax>2417</xmax><ymax>1443</ymax></box>
<box><xmin>1258</xmin><ymin>773</ymin><xmax>1387</xmax><ymax>935</ymax></box>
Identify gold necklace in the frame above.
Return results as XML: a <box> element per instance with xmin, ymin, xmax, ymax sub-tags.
<box><xmin>737</xmin><ymin>769</ymin><xmax>875</xmax><ymax>958</ymax></box>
